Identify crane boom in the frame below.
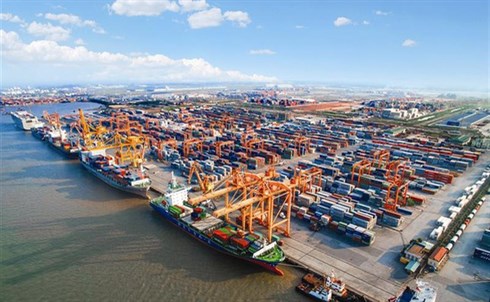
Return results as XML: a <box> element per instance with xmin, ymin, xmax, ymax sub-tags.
<box><xmin>213</xmin><ymin>196</ymin><xmax>261</xmax><ymax>217</ymax></box>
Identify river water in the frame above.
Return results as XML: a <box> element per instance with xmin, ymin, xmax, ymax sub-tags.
<box><xmin>0</xmin><ymin>102</ymin><xmax>303</xmax><ymax>301</ymax></box>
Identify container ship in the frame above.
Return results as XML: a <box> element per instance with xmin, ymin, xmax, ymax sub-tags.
<box><xmin>46</xmin><ymin>128</ymin><xmax>80</xmax><ymax>159</ymax></box>
<box><xmin>80</xmin><ymin>149</ymin><xmax>151</xmax><ymax>198</ymax></box>
<box><xmin>10</xmin><ymin>111</ymin><xmax>44</xmax><ymax>130</ymax></box>
<box><xmin>149</xmin><ymin>173</ymin><xmax>286</xmax><ymax>275</ymax></box>
<box><xmin>31</xmin><ymin>126</ymin><xmax>49</xmax><ymax>140</ymax></box>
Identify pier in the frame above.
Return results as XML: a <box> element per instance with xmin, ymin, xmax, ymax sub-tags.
<box><xmin>282</xmin><ymin>237</ymin><xmax>401</xmax><ymax>302</ymax></box>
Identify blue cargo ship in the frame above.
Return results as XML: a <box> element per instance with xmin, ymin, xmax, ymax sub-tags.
<box><xmin>149</xmin><ymin>173</ymin><xmax>286</xmax><ymax>275</ymax></box>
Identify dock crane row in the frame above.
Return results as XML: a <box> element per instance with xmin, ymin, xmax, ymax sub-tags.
<box><xmin>186</xmin><ymin>166</ymin><xmax>322</xmax><ymax>242</ymax></box>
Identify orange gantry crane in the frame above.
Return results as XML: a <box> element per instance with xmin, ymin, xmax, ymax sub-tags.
<box><xmin>372</xmin><ymin>149</ymin><xmax>390</xmax><ymax>168</ymax></box>
<box><xmin>214</xmin><ymin>140</ymin><xmax>234</xmax><ymax>157</ymax></box>
<box><xmin>111</xmin><ymin>113</ymin><xmax>143</xmax><ymax>137</ymax></box>
<box><xmin>150</xmin><ymin>138</ymin><xmax>178</xmax><ymax>160</ymax></box>
<box><xmin>145</xmin><ymin>118</ymin><xmax>161</xmax><ymax>130</ymax></box>
<box><xmin>384</xmin><ymin>160</ymin><xmax>410</xmax><ymax>211</ymax></box>
<box><xmin>43</xmin><ymin>111</ymin><xmax>61</xmax><ymax>129</ymax></box>
<box><xmin>182</xmin><ymin>138</ymin><xmax>203</xmax><ymax>157</ymax></box>
<box><xmin>187</xmin><ymin>167</ymin><xmax>293</xmax><ymax>242</ymax></box>
<box><xmin>114</xmin><ymin>135</ymin><xmax>149</xmax><ymax>168</ymax></box>
<box><xmin>221</xmin><ymin>116</ymin><xmax>234</xmax><ymax>130</ymax></box>
<box><xmin>291</xmin><ymin>166</ymin><xmax>322</xmax><ymax>195</ymax></box>
<box><xmin>351</xmin><ymin>159</ymin><xmax>372</xmax><ymax>185</ymax></box>
<box><xmin>244</xmin><ymin>138</ymin><xmax>264</xmax><ymax>156</ymax></box>
<box><xmin>78</xmin><ymin>109</ymin><xmax>117</xmax><ymax>151</ymax></box>
<box><xmin>158</xmin><ymin>138</ymin><xmax>178</xmax><ymax>150</ymax></box>
<box><xmin>187</xmin><ymin>161</ymin><xmax>214</xmax><ymax>193</ymax></box>
<box><xmin>294</xmin><ymin>136</ymin><xmax>311</xmax><ymax>155</ymax></box>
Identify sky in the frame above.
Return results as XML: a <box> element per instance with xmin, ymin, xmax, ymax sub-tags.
<box><xmin>1</xmin><ymin>0</ymin><xmax>488</xmax><ymax>91</ymax></box>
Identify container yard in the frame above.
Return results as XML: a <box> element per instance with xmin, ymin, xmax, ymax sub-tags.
<box><xmin>5</xmin><ymin>100</ymin><xmax>490</xmax><ymax>302</ymax></box>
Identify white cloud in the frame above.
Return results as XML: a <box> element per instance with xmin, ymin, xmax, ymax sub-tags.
<box><xmin>187</xmin><ymin>8</ymin><xmax>223</xmax><ymax>29</ymax></box>
<box><xmin>0</xmin><ymin>30</ymin><xmax>276</xmax><ymax>83</ymax></box>
<box><xmin>402</xmin><ymin>39</ymin><xmax>416</xmax><ymax>47</ymax></box>
<box><xmin>362</xmin><ymin>20</ymin><xmax>370</xmax><ymax>25</ymax></box>
<box><xmin>295</xmin><ymin>25</ymin><xmax>305</xmax><ymax>29</ymax></box>
<box><xmin>109</xmin><ymin>0</ymin><xmax>250</xmax><ymax>29</ymax></box>
<box><xmin>178</xmin><ymin>0</ymin><xmax>208</xmax><ymax>12</ymax></box>
<box><xmin>333</xmin><ymin>17</ymin><xmax>352</xmax><ymax>27</ymax></box>
<box><xmin>110</xmin><ymin>0</ymin><xmax>179</xmax><ymax>16</ymax></box>
<box><xmin>223</xmin><ymin>11</ymin><xmax>251</xmax><ymax>28</ymax></box>
<box><xmin>187</xmin><ymin>8</ymin><xmax>251</xmax><ymax>29</ymax></box>
<box><xmin>375</xmin><ymin>10</ymin><xmax>391</xmax><ymax>16</ymax></box>
<box><xmin>43</xmin><ymin>13</ymin><xmax>105</xmax><ymax>34</ymax></box>
<box><xmin>45</xmin><ymin>13</ymin><xmax>83</xmax><ymax>25</ymax></box>
<box><xmin>249</xmin><ymin>49</ymin><xmax>276</xmax><ymax>55</ymax></box>
<box><xmin>26</xmin><ymin>22</ymin><xmax>70</xmax><ymax>41</ymax></box>
<box><xmin>0</xmin><ymin>13</ymin><xmax>24</xmax><ymax>24</ymax></box>
<box><xmin>74</xmin><ymin>38</ymin><xmax>85</xmax><ymax>45</ymax></box>
<box><xmin>92</xmin><ymin>27</ymin><xmax>107</xmax><ymax>34</ymax></box>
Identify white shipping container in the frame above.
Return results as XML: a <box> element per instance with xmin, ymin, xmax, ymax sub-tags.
<box><xmin>448</xmin><ymin>206</ymin><xmax>461</xmax><ymax>214</ymax></box>
<box><xmin>442</xmin><ymin>221</ymin><xmax>450</xmax><ymax>232</ymax></box>
<box><xmin>430</xmin><ymin>229</ymin><xmax>441</xmax><ymax>240</ymax></box>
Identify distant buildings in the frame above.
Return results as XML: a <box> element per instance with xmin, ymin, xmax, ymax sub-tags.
<box><xmin>381</xmin><ymin>108</ymin><xmax>420</xmax><ymax>119</ymax></box>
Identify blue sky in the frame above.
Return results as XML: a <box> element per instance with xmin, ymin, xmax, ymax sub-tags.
<box><xmin>1</xmin><ymin>0</ymin><xmax>488</xmax><ymax>91</ymax></box>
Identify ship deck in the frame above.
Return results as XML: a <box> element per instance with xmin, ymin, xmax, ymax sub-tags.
<box><xmin>180</xmin><ymin>214</ymin><xmax>222</xmax><ymax>230</ymax></box>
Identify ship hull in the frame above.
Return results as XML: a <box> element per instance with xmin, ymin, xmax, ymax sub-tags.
<box><xmin>48</xmin><ymin>142</ymin><xmax>80</xmax><ymax>159</ymax></box>
<box><xmin>81</xmin><ymin>160</ymin><xmax>150</xmax><ymax>199</ymax></box>
<box><xmin>150</xmin><ymin>202</ymin><xmax>284</xmax><ymax>275</ymax></box>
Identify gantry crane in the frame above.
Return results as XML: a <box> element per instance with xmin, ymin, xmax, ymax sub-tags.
<box><xmin>372</xmin><ymin>149</ymin><xmax>390</xmax><ymax>168</ymax></box>
<box><xmin>111</xmin><ymin>113</ymin><xmax>143</xmax><ymax>137</ymax></box>
<box><xmin>188</xmin><ymin>161</ymin><xmax>214</xmax><ymax>193</ymax></box>
<box><xmin>244</xmin><ymin>138</ymin><xmax>264</xmax><ymax>156</ymax></box>
<box><xmin>78</xmin><ymin>109</ymin><xmax>118</xmax><ymax>151</ymax></box>
<box><xmin>43</xmin><ymin>111</ymin><xmax>61</xmax><ymax>129</ymax></box>
<box><xmin>214</xmin><ymin>140</ymin><xmax>234</xmax><ymax>157</ymax></box>
<box><xmin>158</xmin><ymin>138</ymin><xmax>178</xmax><ymax>150</ymax></box>
<box><xmin>294</xmin><ymin>136</ymin><xmax>311</xmax><ymax>155</ymax></box>
<box><xmin>182</xmin><ymin>138</ymin><xmax>203</xmax><ymax>157</ymax></box>
<box><xmin>189</xmin><ymin>167</ymin><xmax>293</xmax><ymax>242</ymax></box>
<box><xmin>385</xmin><ymin>159</ymin><xmax>410</xmax><ymax>180</ymax></box>
<box><xmin>222</xmin><ymin>116</ymin><xmax>234</xmax><ymax>130</ymax></box>
<box><xmin>145</xmin><ymin>118</ymin><xmax>161</xmax><ymax>130</ymax></box>
<box><xmin>384</xmin><ymin>160</ymin><xmax>410</xmax><ymax>211</ymax></box>
<box><xmin>351</xmin><ymin>159</ymin><xmax>372</xmax><ymax>185</ymax></box>
<box><xmin>114</xmin><ymin>135</ymin><xmax>149</xmax><ymax>168</ymax></box>
<box><xmin>291</xmin><ymin>166</ymin><xmax>322</xmax><ymax>195</ymax></box>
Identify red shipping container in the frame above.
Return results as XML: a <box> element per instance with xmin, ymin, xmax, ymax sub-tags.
<box><xmin>231</xmin><ymin>237</ymin><xmax>250</xmax><ymax>249</ymax></box>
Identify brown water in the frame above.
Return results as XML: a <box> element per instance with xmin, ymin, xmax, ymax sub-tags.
<box><xmin>0</xmin><ymin>103</ymin><xmax>303</xmax><ymax>302</ymax></box>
